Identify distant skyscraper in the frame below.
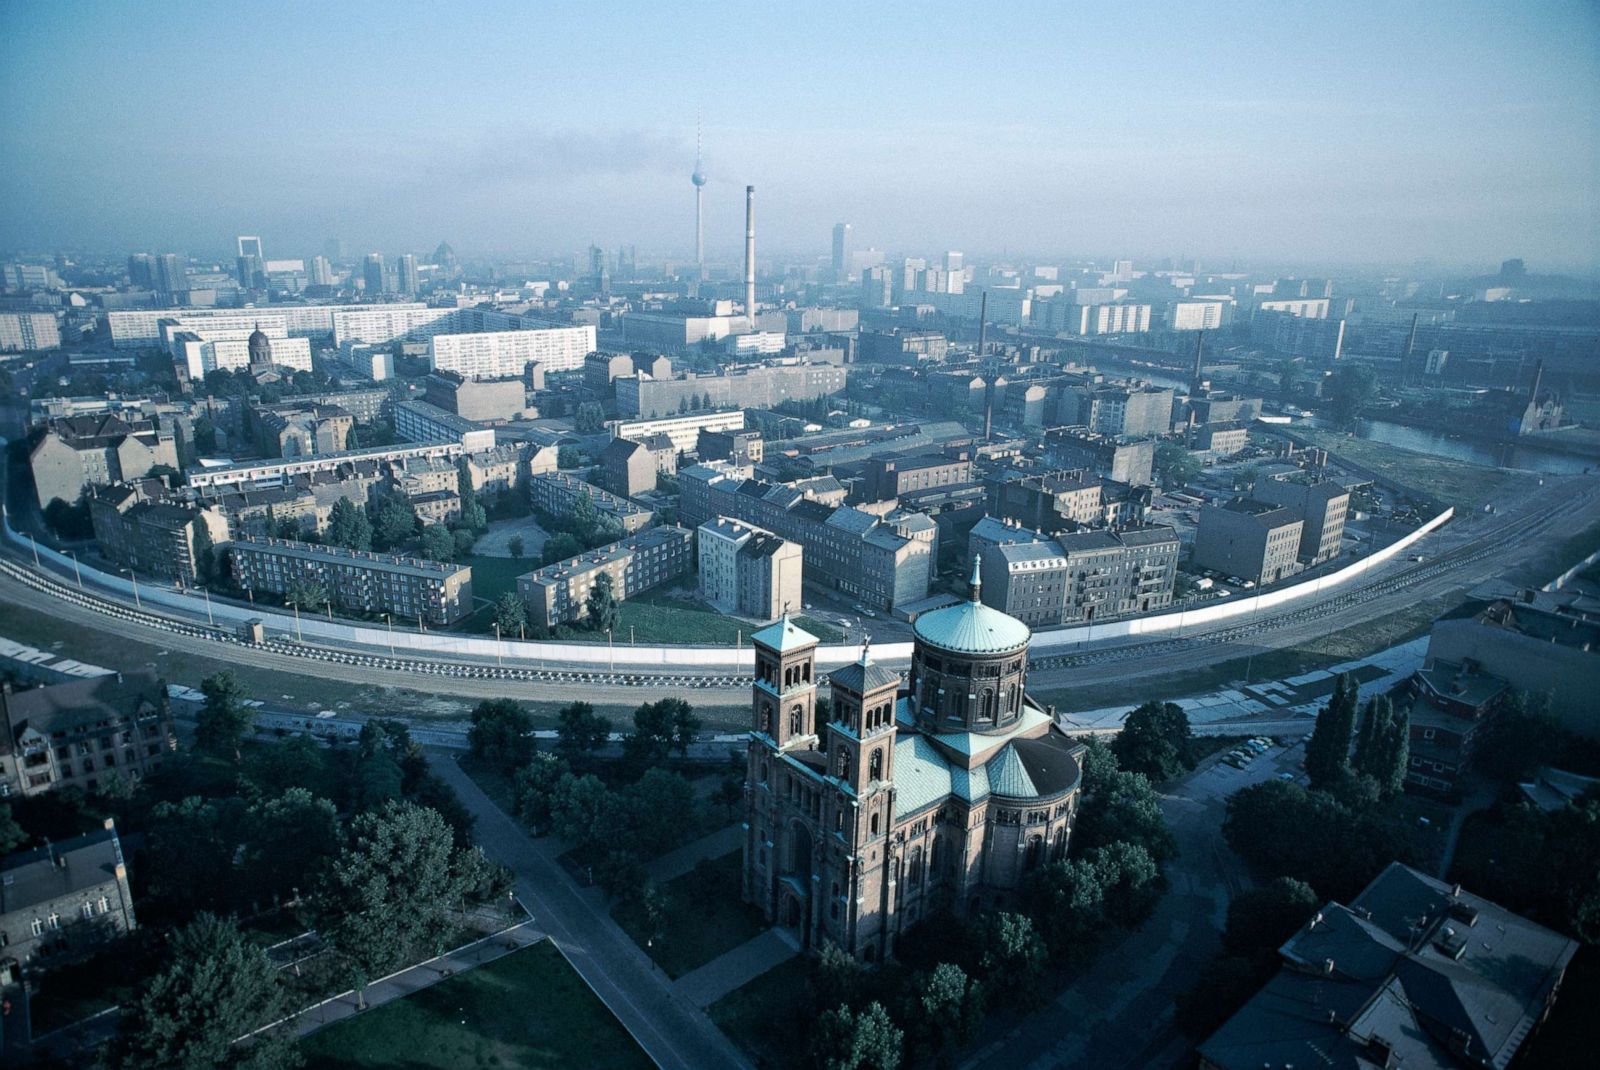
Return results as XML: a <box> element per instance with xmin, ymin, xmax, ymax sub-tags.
<box><xmin>154</xmin><ymin>253</ymin><xmax>184</xmax><ymax>295</ymax></box>
<box><xmin>309</xmin><ymin>255</ymin><xmax>334</xmax><ymax>287</ymax></box>
<box><xmin>691</xmin><ymin>131</ymin><xmax>708</xmax><ymax>281</ymax></box>
<box><xmin>944</xmin><ymin>251</ymin><xmax>963</xmax><ymax>272</ymax></box>
<box><xmin>433</xmin><ymin>241</ymin><xmax>460</xmax><ymax>279</ymax></box>
<box><xmin>236</xmin><ymin>254</ymin><xmax>264</xmax><ymax>290</ymax></box>
<box><xmin>127</xmin><ymin>253</ymin><xmax>155</xmax><ymax>289</ymax></box>
<box><xmin>832</xmin><ymin>223</ymin><xmax>853</xmax><ymax>282</ymax></box>
<box><xmin>237</xmin><ymin>235</ymin><xmax>264</xmax><ymax>259</ymax></box>
<box><xmin>363</xmin><ymin>253</ymin><xmax>385</xmax><ymax>295</ymax></box>
<box><xmin>398</xmin><ymin>253</ymin><xmax>419</xmax><ymax>295</ymax></box>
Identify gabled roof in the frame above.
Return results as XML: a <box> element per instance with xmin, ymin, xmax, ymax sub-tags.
<box><xmin>828</xmin><ymin>656</ymin><xmax>900</xmax><ymax>696</ymax></box>
<box><xmin>0</xmin><ymin>825</ymin><xmax>125</xmax><ymax>914</ymax></box>
<box><xmin>3</xmin><ymin>671</ymin><xmax>165</xmax><ymax>738</ymax></box>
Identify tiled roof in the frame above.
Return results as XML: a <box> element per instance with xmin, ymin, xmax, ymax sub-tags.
<box><xmin>828</xmin><ymin>657</ymin><xmax>901</xmax><ymax>695</ymax></box>
<box><xmin>913</xmin><ymin>597</ymin><xmax>1031</xmax><ymax>655</ymax></box>
<box><xmin>750</xmin><ymin>615</ymin><xmax>818</xmax><ymax>653</ymax></box>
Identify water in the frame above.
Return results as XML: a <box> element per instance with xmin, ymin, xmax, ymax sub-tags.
<box><xmin>1307</xmin><ymin>417</ymin><xmax>1593</xmax><ymax>475</ymax></box>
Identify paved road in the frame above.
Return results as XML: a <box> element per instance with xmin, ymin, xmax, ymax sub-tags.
<box><xmin>426</xmin><ymin>752</ymin><xmax>751</xmax><ymax>1070</ymax></box>
<box><xmin>962</xmin><ymin>740</ymin><xmax>1308</xmax><ymax>1070</ymax></box>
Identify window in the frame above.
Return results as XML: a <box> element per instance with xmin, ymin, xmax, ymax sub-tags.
<box><xmin>1423</xmin><ymin>728</ymin><xmax>1436</xmax><ymax>741</ymax></box>
<box><xmin>31</xmin><ymin>918</ymin><xmax>43</xmax><ymax>937</ymax></box>
<box><xmin>82</xmin><ymin>902</ymin><xmax>94</xmax><ymax>920</ymax></box>
<box><xmin>98</xmin><ymin>897</ymin><xmax>109</xmax><ymax>914</ymax></box>
<box><xmin>870</xmin><ymin>813</ymin><xmax>880</xmax><ymax>836</ymax></box>
<box><xmin>868</xmin><ymin>749</ymin><xmax>883</xmax><ymax>782</ymax></box>
<box><xmin>47</xmin><ymin>912</ymin><xmax>60</xmax><ymax>930</ymax></box>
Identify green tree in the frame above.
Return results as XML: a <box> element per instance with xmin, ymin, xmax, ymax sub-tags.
<box><xmin>508</xmin><ymin>534</ymin><xmax>525</xmax><ymax>559</ymax></box>
<box><xmin>557</xmin><ymin>444</ymin><xmax>581</xmax><ymax>469</ymax></box>
<box><xmin>618</xmin><ymin>769</ymin><xmax>697</xmax><ymax>856</ymax></box>
<box><xmin>1155</xmin><ymin>441</ymin><xmax>1201</xmax><ymax>488</ymax></box>
<box><xmin>1092</xmin><ymin>840</ymin><xmax>1164</xmax><ymax>927</ymax></box>
<box><xmin>109</xmin><ymin>913</ymin><xmax>294</xmax><ymax>1070</ymax></box>
<box><xmin>144</xmin><ymin>796</ymin><xmax>246</xmax><ymax>922</ymax></box>
<box><xmin>512</xmin><ymin>752</ymin><xmax>571</xmax><ymax>831</ymax></box>
<box><xmin>979</xmin><ymin>912</ymin><xmax>1047</xmax><ymax>1001</ymax></box>
<box><xmin>318</xmin><ymin>801</ymin><xmax>488</xmax><ymax>974</ymax></box>
<box><xmin>1378</xmin><ymin>704</ymin><xmax>1409</xmax><ymax>797</ymax></box>
<box><xmin>1223</xmin><ymin>779</ymin><xmax>1416</xmax><ymax>901</ymax></box>
<box><xmin>1222</xmin><ymin>876</ymin><xmax>1321</xmax><ymax>965</ymax></box>
<box><xmin>812</xmin><ymin>1001</ymin><xmax>903</xmax><ymax>1070</ymax></box>
<box><xmin>326</xmin><ymin>497</ymin><xmax>373</xmax><ymax>551</ymax></box>
<box><xmin>1075</xmin><ymin>769</ymin><xmax>1176</xmax><ymax>861</ymax></box>
<box><xmin>1304</xmin><ymin>672</ymin><xmax>1358</xmax><ymax>791</ymax></box>
<box><xmin>371</xmin><ymin>496</ymin><xmax>418</xmax><ymax>549</ymax></box>
<box><xmin>467</xmin><ymin>698</ymin><xmax>534</xmax><ymax>772</ymax></box>
<box><xmin>195</xmin><ymin>671</ymin><xmax>254</xmax><ymax>761</ymax></box>
<box><xmin>0</xmin><ymin>803</ymin><xmax>27</xmax><ymax>854</ymax></box>
<box><xmin>1351</xmin><ymin>695</ymin><xmax>1388</xmax><ymax>781</ymax></box>
<box><xmin>624</xmin><ymin>697</ymin><xmax>701</xmax><ymax>768</ymax></box>
<box><xmin>556</xmin><ymin>700</ymin><xmax>613</xmax><ymax>763</ymax></box>
<box><xmin>810</xmin><ymin>941</ymin><xmax>867</xmax><ymax>1014</ymax></box>
<box><xmin>713</xmin><ymin>774</ymin><xmax>744</xmax><ymax>820</ymax></box>
<box><xmin>1022</xmin><ymin>857</ymin><xmax>1108</xmax><ymax>963</ymax></box>
<box><xmin>494</xmin><ymin>591</ymin><xmax>527</xmax><ymax>638</ymax></box>
<box><xmin>542</xmin><ymin>531</ymin><xmax>583</xmax><ymax>565</ymax></box>
<box><xmin>285</xmin><ymin>574</ymin><xmax>329</xmax><ymax>614</ymax></box>
<box><xmin>1474</xmin><ymin>691</ymin><xmax>1561</xmax><ymax>782</ymax></box>
<box><xmin>419</xmin><ymin>522</ymin><xmax>456</xmax><ymax>562</ymax></box>
<box><xmin>907</xmin><ymin>963</ymin><xmax>985</xmax><ymax>1063</ymax></box>
<box><xmin>548</xmin><ymin>772</ymin><xmax>615</xmax><ymax>849</ymax></box>
<box><xmin>574</xmin><ymin>401</ymin><xmax>606</xmax><ymax>434</ymax></box>
<box><xmin>1112</xmin><ymin>700</ymin><xmax>1194</xmax><ymax>781</ymax></box>
<box><xmin>1326</xmin><ymin>363</ymin><xmax>1378</xmax><ymax>425</ymax></box>
<box><xmin>586</xmin><ymin>569</ymin><xmax>621</xmax><ymax>632</ymax></box>
<box><xmin>241</xmin><ymin>788</ymin><xmax>340</xmax><ymax>903</ymax></box>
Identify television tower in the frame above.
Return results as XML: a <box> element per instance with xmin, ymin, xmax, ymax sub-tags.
<box><xmin>691</xmin><ymin>126</ymin><xmax>707</xmax><ymax>281</ymax></box>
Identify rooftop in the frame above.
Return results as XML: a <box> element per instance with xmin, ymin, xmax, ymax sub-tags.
<box><xmin>0</xmin><ymin>824</ymin><xmax>126</xmax><ymax>915</ymax></box>
<box><xmin>750</xmin><ymin>614</ymin><xmax>819</xmax><ymax>654</ymax></box>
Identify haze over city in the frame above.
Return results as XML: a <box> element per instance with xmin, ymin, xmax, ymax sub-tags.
<box><xmin>2</xmin><ymin>0</ymin><xmax>1598</xmax><ymax>270</ymax></box>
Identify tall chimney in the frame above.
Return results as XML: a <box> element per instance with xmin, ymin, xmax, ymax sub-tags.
<box><xmin>744</xmin><ymin>185</ymin><xmax>757</xmax><ymax>327</ymax></box>
<box><xmin>1191</xmin><ymin>330</ymin><xmax>1205</xmax><ymax>396</ymax></box>
<box><xmin>1402</xmin><ymin>313</ymin><xmax>1419</xmax><ymax>377</ymax></box>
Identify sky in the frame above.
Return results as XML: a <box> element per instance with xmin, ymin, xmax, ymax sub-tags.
<box><xmin>1</xmin><ymin>1</ymin><xmax>1597</xmax><ymax>273</ymax></box>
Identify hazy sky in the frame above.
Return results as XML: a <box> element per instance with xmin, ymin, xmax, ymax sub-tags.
<box><xmin>2</xmin><ymin>1</ymin><xmax>1597</xmax><ymax>273</ymax></box>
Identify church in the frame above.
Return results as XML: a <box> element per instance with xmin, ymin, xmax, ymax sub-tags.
<box><xmin>742</xmin><ymin>560</ymin><xmax>1085</xmax><ymax>961</ymax></box>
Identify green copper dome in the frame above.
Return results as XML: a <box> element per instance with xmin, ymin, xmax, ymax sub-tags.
<box><xmin>912</xmin><ymin>556</ymin><xmax>1031</xmax><ymax>655</ymax></box>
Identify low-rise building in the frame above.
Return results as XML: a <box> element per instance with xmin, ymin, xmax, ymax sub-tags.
<box><xmin>978</xmin><ymin>524</ymin><xmax>1180</xmax><ymax>626</ymax></box>
<box><xmin>528</xmin><ymin>471</ymin><xmax>653</xmax><ymax>533</ymax></box>
<box><xmin>1251</xmin><ymin>477</ymin><xmax>1349</xmax><ymax>565</ymax></box>
<box><xmin>614</xmin><ymin>410</ymin><xmax>745</xmax><ymax>454</ymax></box>
<box><xmin>0</xmin><ymin>672</ymin><xmax>177</xmax><ymax>798</ymax></box>
<box><xmin>184</xmin><ymin>441</ymin><xmax>464</xmax><ymax>492</ymax></box>
<box><xmin>697</xmin><ymin>427</ymin><xmax>764</xmax><ymax>465</ymax></box>
<box><xmin>1397</xmin><ymin>659</ymin><xmax>1509</xmax><ymax>794</ymax></box>
<box><xmin>30</xmin><ymin>414</ymin><xmax>180</xmax><ymax>509</ymax></box>
<box><xmin>1198</xmin><ymin>863</ymin><xmax>1578</xmax><ymax>1070</ymax></box>
<box><xmin>227</xmin><ymin>536</ymin><xmax>474</xmax><ymax>626</ymax></box>
<box><xmin>0</xmin><ymin>820</ymin><xmax>138</xmax><ymax>982</ymax></box>
<box><xmin>422</xmin><ymin>372</ymin><xmax>528</xmax><ymax>422</ymax></box>
<box><xmin>1191</xmin><ymin>498</ymin><xmax>1304</xmax><ymax>584</ymax></box>
<box><xmin>517</xmin><ymin>525</ymin><xmax>693</xmax><ymax>629</ymax></box>
<box><xmin>698</xmin><ymin>517</ymin><xmax>804</xmax><ymax>621</ymax></box>
<box><xmin>394</xmin><ymin>399</ymin><xmax>496</xmax><ymax>451</ymax></box>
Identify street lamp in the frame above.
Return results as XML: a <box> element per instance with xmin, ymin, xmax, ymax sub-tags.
<box><xmin>198</xmin><ymin>584</ymin><xmax>215</xmax><ymax>626</ymax></box>
<box><xmin>28</xmin><ymin>533</ymin><xmax>40</xmax><ymax>568</ymax></box>
<box><xmin>287</xmin><ymin>600</ymin><xmax>303</xmax><ymax>642</ymax></box>
<box><xmin>120</xmin><ymin>568</ymin><xmax>142</xmax><ymax>610</ymax></box>
<box><xmin>384</xmin><ymin>613</ymin><xmax>395</xmax><ymax>655</ymax></box>
<box><xmin>494</xmin><ymin>622</ymin><xmax>503</xmax><ymax>666</ymax></box>
<box><xmin>64</xmin><ymin>549</ymin><xmax>82</xmax><ymax>590</ymax></box>
<box><xmin>606</xmin><ymin>628</ymin><xmax>614</xmax><ymax>671</ymax></box>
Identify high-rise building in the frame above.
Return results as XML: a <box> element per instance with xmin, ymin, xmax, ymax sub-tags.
<box><xmin>831</xmin><ymin>222</ymin><xmax>853</xmax><ymax>282</ymax></box>
<box><xmin>398</xmin><ymin>254</ymin><xmax>419</xmax><ymax>295</ymax></box>
<box><xmin>235</xmin><ymin>254</ymin><xmax>264</xmax><ymax>290</ymax></box>
<box><xmin>154</xmin><ymin>253</ymin><xmax>185</xmax><ymax>295</ymax></box>
<box><xmin>237</xmin><ymin>236</ymin><xmax>264</xmax><ymax>259</ymax></box>
<box><xmin>308</xmin><ymin>255</ymin><xmax>334</xmax><ymax>287</ymax></box>
<box><xmin>362</xmin><ymin>253</ymin><xmax>385</xmax><ymax>295</ymax></box>
<box><xmin>126</xmin><ymin>253</ymin><xmax>155</xmax><ymax>288</ymax></box>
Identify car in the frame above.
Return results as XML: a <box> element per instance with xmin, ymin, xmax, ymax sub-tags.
<box><xmin>1241</xmin><ymin>579</ymin><xmax>1256</xmax><ymax>589</ymax></box>
<box><xmin>1223</xmin><ymin>754</ymin><xmax>1248</xmax><ymax>768</ymax></box>
<box><xmin>1277</xmin><ymin>772</ymin><xmax>1296</xmax><ymax>782</ymax></box>
<box><xmin>1409</xmin><ymin>554</ymin><xmax>1425</xmax><ymax>563</ymax></box>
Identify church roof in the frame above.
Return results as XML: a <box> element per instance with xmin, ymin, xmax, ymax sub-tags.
<box><xmin>889</xmin><ymin>697</ymin><xmax>1081</xmax><ymax>819</ymax></box>
<box><xmin>912</xmin><ymin>555</ymin><xmax>1031</xmax><ymax>655</ymax></box>
<box><xmin>828</xmin><ymin>654</ymin><xmax>900</xmax><ymax>695</ymax></box>
<box><xmin>750</xmin><ymin>614</ymin><xmax>818</xmax><ymax>653</ymax></box>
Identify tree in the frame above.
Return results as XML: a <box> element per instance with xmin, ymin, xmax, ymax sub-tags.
<box><xmin>285</xmin><ymin>574</ymin><xmax>329</xmax><ymax>614</ymax></box>
<box><xmin>110</xmin><ymin>913</ymin><xmax>293</xmax><ymax>1070</ymax></box>
<box><xmin>508</xmin><ymin>534</ymin><xmax>525</xmax><ymax>559</ymax></box>
<box><xmin>494</xmin><ymin>591</ymin><xmax>527</xmax><ymax>638</ymax></box>
<box><xmin>1075</xmin><ymin>769</ymin><xmax>1176</xmax><ymax>862</ymax></box>
<box><xmin>586</xmin><ymin>569</ymin><xmax>621</xmax><ymax>632</ymax></box>
<box><xmin>1304</xmin><ymin>672</ymin><xmax>1358</xmax><ymax>790</ymax></box>
<box><xmin>1091</xmin><ymin>840</ymin><xmax>1164</xmax><ymax>927</ymax></box>
<box><xmin>192</xmin><ymin>415</ymin><xmax>218</xmax><ymax>453</ymax></box>
<box><xmin>624</xmin><ymin>697</ymin><xmax>700</xmax><ymax>768</ymax></box>
<box><xmin>195</xmin><ymin>671</ymin><xmax>254</xmax><ymax>761</ymax></box>
<box><xmin>1222</xmin><ymin>877</ymin><xmax>1320</xmax><ymax>965</ymax></box>
<box><xmin>318</xmin><ymin>801</ymin><xmax>488</xmax><ymax>974</ymax></box>
<box><xmin>549</xmin><ymin>772</ymin><xmax>615</xmax><ymax>849</ymax></box>
<box><xmin>618</xmin><ymin>769</ymin><xmax>697</xmax><ymax>856</ymax></box>
<box><xmin>556</xmin><ymin>700</ymin><xmax>612</xmax><ymax>762</ymax></box>
<box><xmin>811</xmin><ymin>940</ymin><xmax>868</xmax><ymax>1014</ymax></box>
<box><xmin>144</xmin><ymin>796</ymin><xmax>246</xmax><ymax>921</ymax></box>
<box><xmin>542</xmin><ymin>531</ymin><xmax>583</xmax><ymax>565</ymax></box>
<box><xmin>467</xmin><ymin>698</ymin><xmax>534</xmax><ymax>772</ymax></box>
<box><xmin>557</xmin><ymin>444</ymin><xmax>581</xmax><ymax>469</ymax></box>
<box><xmin>192</xmin><ymin>517</ymin><xmax>217</xmax><ymax>585</ymax></box>
<box><xmin>371</xmin><ymin>496</ymin><xmax>418</xmax><ymax>549</ymax></box>
<box><xmin>1154</xmin><ymin>441</ymin><xmax>1201</xmax><ymax>488</ymax></box>
<box><xmin>1326</xmin><ymin>363</ymin><xmax>1378</xmax><ymax>425</ymax></box>
<box><xmin>1223</xmin><ymin>779</ymin><xmax>1416</xmax><ymax>901</ymax></box>
<box><xmin>713</xmin><ymin>774</ymin><xmax>744</xmax><ymax>821</ymax></box>
<box><xmin>574</xmin><ymin>401</ymin><xmax>606</xmax><ymax>434</ymax></box>
<box><xmin>512</xmin><ymin>752</ymin><xmax>571</xmax><ymax>831</ymax></box>
<box><xmin>241</xmin><ymin>788</ymin><xmax>340</xmax><ymax>904</ymax></box>
<box><xmin>812</xmin><ymin>1001</ymin><xmax>903</xmax><ymax>1070</ymax></box>
<box><xmin>0</xmin><ymin>803</ymin><xmax>26</xmax><ymax>854</ymax></box>
<box><xmin>44</xmin><ymin>497</ymin><xmax>95</xmax><ymax>539</ymax></box>
<box><xmin>1378</xmin><ymin>704</ymin><xmax>1409</xmax><ymax>798</ymax></box>
<box><xmin>326</xmin><ymin>497</ymin><xmax>373</xmax><ymax>551</ymax></box>
<box><xmin>419</xmin><ymin>522</ymin><xmax>456</xmax><ymax>562</ymax></box>
<box><xmin>1022</xmin><ymin>857</ymin><xmax>1108</xmax><ymax>963</ymax></box>
<box><xmin>451</xmin><ymin>526</ymin><xmax>476</xmax><ymax>558</ymax></box>
<box><xmin>1474</xmin><ymin>691</ymin><xmax>1562</xmax><ymax>782</ymax></box>
<box><xmin>906</xmin><ymin>963</ymin><xmax>984</xmax><ymax>1063</ymax></box>
<box><xmin>1112</xmin><ymin>700</ymin><xmax>1194</xmax><ymax>781</ymax></box>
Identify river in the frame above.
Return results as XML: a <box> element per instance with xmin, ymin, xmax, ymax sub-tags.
<box><xmin>1306</xmin><ymin>417</ymin><xmax>1593</xmax><ymax>475</ymax></box>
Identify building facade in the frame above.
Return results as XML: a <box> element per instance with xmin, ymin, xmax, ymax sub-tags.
<box><xmin>227</xmin><ymin>536</ymin><xmax>474</xmax><ymax>625</ymax></box>
<box><xmin>742</xmin><ymin>573</ymin><xmax>1085</xmax><ymax>960</ymax></box>
<box><xmin>0</xmin><ymin>312</ymin><xmax>62</xmax><ymax>352</ymax></box>
<box><xmin>698</xmin><ymin>517</ymin><xmax>804</xmax><ymax>621</ymax></box>
<box><xmin>30</xmin><ymin>415</ymin><xmax>180</xmax><ymax>509</ymax></box>
<box><xmin>528</xmin><ymin>471</ymin><xmax>653</xmax><ymax>533</ymax></box>
<box><xmin>978</xmin><ymin>524</ymin><xmax>1180</xmax><ymax>626</ymax></box>
<box><xmin>0</xmin><ymin>820</ymin><xmax>138</xmax><ymax>983</ymax></box>
<box><xmin>428</xmin><ymin>326</ymin><xmax>598</xmax><ymax>378</ymax></box>
<box><xmin>1251</xmin><ymin>477</ymin><xmax>1349</xmax><ymax>565</ymax></box>
<box><xmin>394</xmin><ymin>400</ymin><xmax>496</xmax><ymax>451</ymax></box>
<box><xmin>614</xmin><ymin>410</ymin><xmax>745</xmax><ymax>454</ymax></box>
<box><xmin>614</xmin><ymin>363</ymin><xmax>848</xmax><ymax>419</ymax></box>
<box><xmin>0</xmin><ymin>673</ymin><xmax>177</xmax><ymax>798</ymax></box>
<box><xmin>1191</xmin><ymin>498</ymin><xmax>1304</xmax><ymax>584</ymax></box>
<box><xmin>516</xmin><ymin>525</ymin><xmax>693</xmax><ymax>629</ymax></box>
<box><xmin>88</xmin><ymin>498</ymin><xmax>229</xmax><ymax>583</ymax></box>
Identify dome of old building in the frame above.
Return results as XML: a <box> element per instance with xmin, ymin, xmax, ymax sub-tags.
<box><xmin>247</xmin><ymin>323</ymin><xmax>272</xmax><ymax>367</ymax></box>
<box><xmin>912</xmin><ymin>557</ymin><xmax>1030</xmax><ymax>656</ymax></box>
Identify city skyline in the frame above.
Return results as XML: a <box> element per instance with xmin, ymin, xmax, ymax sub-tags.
<box><xmin>1</xmin><ymin>1</ymin><xmax>1596</xmax><ymax>271</ymax></box>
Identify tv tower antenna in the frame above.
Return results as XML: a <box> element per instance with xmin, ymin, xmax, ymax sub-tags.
<box><xmin>691</xmin><ymin>121</ymin><xmax>707</xmax><ymax>281</ymax></box>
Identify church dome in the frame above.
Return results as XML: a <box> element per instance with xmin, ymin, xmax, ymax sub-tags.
<box><xmin>913</xmin><ymin>558</ymin><xmax>1030</xmax><ymax>656</ymax></box>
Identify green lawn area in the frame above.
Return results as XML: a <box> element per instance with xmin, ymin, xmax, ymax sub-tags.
<box><xmin>612</xmin><ymin>851</ymin><xmax>767</xmax><ymax>978</ymax></box>
<box><xmin>297</xmin><ymin>940</ymin><xmax>652</xmax><ymax>1070</ymax></box>
<box><xmin>708</xmin><ymin>955</ymin><xmax>812</xmax><ymax>1070</ymax></box>
<box><xmin>1283</xmin><ymin>426</ymin><xmax>1523</xmax><ymax>512</ymax></box>
<box><xmin>459</xmin><ymin>553</ymin><xmax>533</xmax><ymax>603</ymax></box>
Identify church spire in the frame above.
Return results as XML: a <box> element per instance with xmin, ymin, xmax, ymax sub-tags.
<box><xmin>969</xmin><ymin>554</ymin><xmax>982</xmax><ymax>602</ymax></box>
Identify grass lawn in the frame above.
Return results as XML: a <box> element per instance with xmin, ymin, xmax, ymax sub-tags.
<box><xmin>459</xmin><ymin>553</ymin><xmax>535</xmax><ymax>603</ymax></box>
<box><xmin>612</xmin><ymin>851</ymin><xmax>767</xmax><ymax>978</ymax></box>
<box><xmin>708</xmin><ymin>954</ymin><xmax>812</xmax><ymax>1070</ymax></box>
<box><xmin>297</xmin><ymin>939</ymin><xmax>652</xmax><ymax>1070</ymax></box>
<box><xmin>1283</xmin><ymin>427</ymin><xmax>1522</xmax><ymax>512</ymax></box>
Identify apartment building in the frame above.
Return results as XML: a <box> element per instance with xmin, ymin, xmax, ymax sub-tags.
<box><xmin>250</xmin><ymin>400</ymin><xmax>354</xmax><ymax>458</ymax></box>
<box><xmin>697</xmin><ymin>428</ymin><xmax>764</xmax><ymax>465</ymax></box>
<box><xmin>421</xmin><ymin>373</ymin><xmax>528</xmax><ymax>422</ymax></box>
<box><xmin>1044</xmin><ymin>429</ymin><xmax>1156</xmax><ymax>485</ymax></box>
<box><xmin>978</xmin><ymin>524</ymin><xmax>1180</xmax><ymax>627</ymax></box>
<box><xmin>109</xmin><ymin>303</ymin><xmax>425</xmax><ymax>348</ymax></box>
<box><xmin>861</xmin><ymin>450</ymin><xmax>975</xmax><ymax>502</ymax></box>
<box><xmin>613</xmin><ymin>362</ymin><xmax>849</xmax><ymax>419</ymax></box>
<box><xmin>1251</xmin><ymin>477</ymin><xmax>1349</xmax><ymax>565</ymax></box>
<box><xmin>428</xmin><ymin>325</ymin><xmax>598</xmax><ymax>378</ymax></box>
<box><xmin>227</xmin><ymin>536</ymin><xmax>474</xmax><ymax>626</ymax></box>
<box><xmin>0</xmin><ymin>311</ymin><xmax>62</xmax><ymax>352</ymax></box>
<box><xmin>1191</xmin><ymin>499</ymin><xmax>1304</xmax><ymax>584</ymax></box>
<box><xmin>0</xmin><ymin>821</ymin><xmax>138</xmax><ymax>981</ymax></box>
<box><xmin>1067</xmin><ymin>302</ymin><xmax>1152</xmax><ymax>336</ymax></box>
<box><xmin>87</xmin><ymin>497</ymin><xmax>229</xmax><ymax>583</ymax></box>
<box><xmin>679</xmin><ymin>465</ymin><xmax>930</xmax><ymax>611</ymax></box>
<box><xmin>0</xmin><ymin>672</ymin><xmax>177</xmax><ymax>798</ymax></box>
<box><xmin>394</xmin><ymin>400</ymin><xmax>496</xmax><ymax>450</ymax></box>
<box><xmin>517</xmin><ymin>525</ymin><xmax>693</xmax><ymax>629</ymax></box>
<box><xmin>528</xmin><ymin>471</ymin><xmax>653</xmax><ymax>533</ymax></box>
<box><xmin>1186</xmin><ymin>422</ymin><xmax>1249</xmax><ymax>462</ymax></box>
<box><xmin>30</xmin><ymin>414</ymin><xmax>180</xmax><ymax>509</ymax></box>
<box><xmin>986</xmin><ymin>470</ymin><xmax>1104</xmax><ymax>534</ymax></box>
<box><xmin>613</xmin><ymin>409</ymin><xmax>745</xmax><ymax>454</ymax></box>
<box><xmin>185</xmin><ymin>441</ymin><xmax>464</xmax><ymax>492</ymax></box>
<box><xmin>1064</xmin><ymin>385</ymin><xmax>1175</xmax><ymax>437</ymax></box>
<box><xmin>698</xmin><ymin>517</ymin><xmax>804</xmax><ymax>621</ymax></box>
<box><xmin>602</xmin><ymin>435</ymin><xmax>675</xmax><ymax>498</ymax></box>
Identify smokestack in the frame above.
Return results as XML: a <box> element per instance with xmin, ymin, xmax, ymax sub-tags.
<box><xmin>1191</xmin><ymin>330</ymin><xmax>1205</xmax><ymax>396</ymax></box>
<box><xmin>979</xmin><ymin>291</ymin><xmax>994</xmax><ymax>442</ymax></box>
<box><xmin>1402</xmin><ymin>313</ymin><xmax>1419</xmax><ymax>378</ymax></box>
<box><xmin>1530</xmin><ymin>358</ymin><xmax>1544</xmax><ymax>402</ymax></box>
<box><xmin>744</xmin><ymin>185</ymin><xmax>756</xmax><ymax>327</ymax></box>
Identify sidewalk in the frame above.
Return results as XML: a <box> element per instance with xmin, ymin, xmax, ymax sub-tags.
<box><xmin>288</xmin><ymin>920</ymin><xmax>546</xmax><ymax>1039</ymax></box>
<box><xmin>674</xmin><ymin>929</ymin><xmax>798</xmax><ymax>1008</ymax></box>
<box><xmin>646</xmin><ymin>825</ymin><xmax>742</xmax><ymax>884</ymax></box>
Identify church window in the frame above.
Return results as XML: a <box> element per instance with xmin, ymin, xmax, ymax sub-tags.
<box><xmin>909</xmin><ymin>847</ymin><xmax>924</xmax><ymax>886</ymax></box>
<box><xmin>870</xmin><ymin>813</ymin><xmax>880</xmax><ymax>836</ymax></box>
<box><xmin>868</xmin><ymin>749</ymin><xmax>883</xmax><ymax>782</ymax></box>
<box><xmin>1024</xmin><ymin>835</ymin><xmax>1044</xmax><ymax>872</ymax></box>
<box><xmin>789</xmin><ymin>705</ymin><xmax>803</xmax><ymax>736</ymax></box>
